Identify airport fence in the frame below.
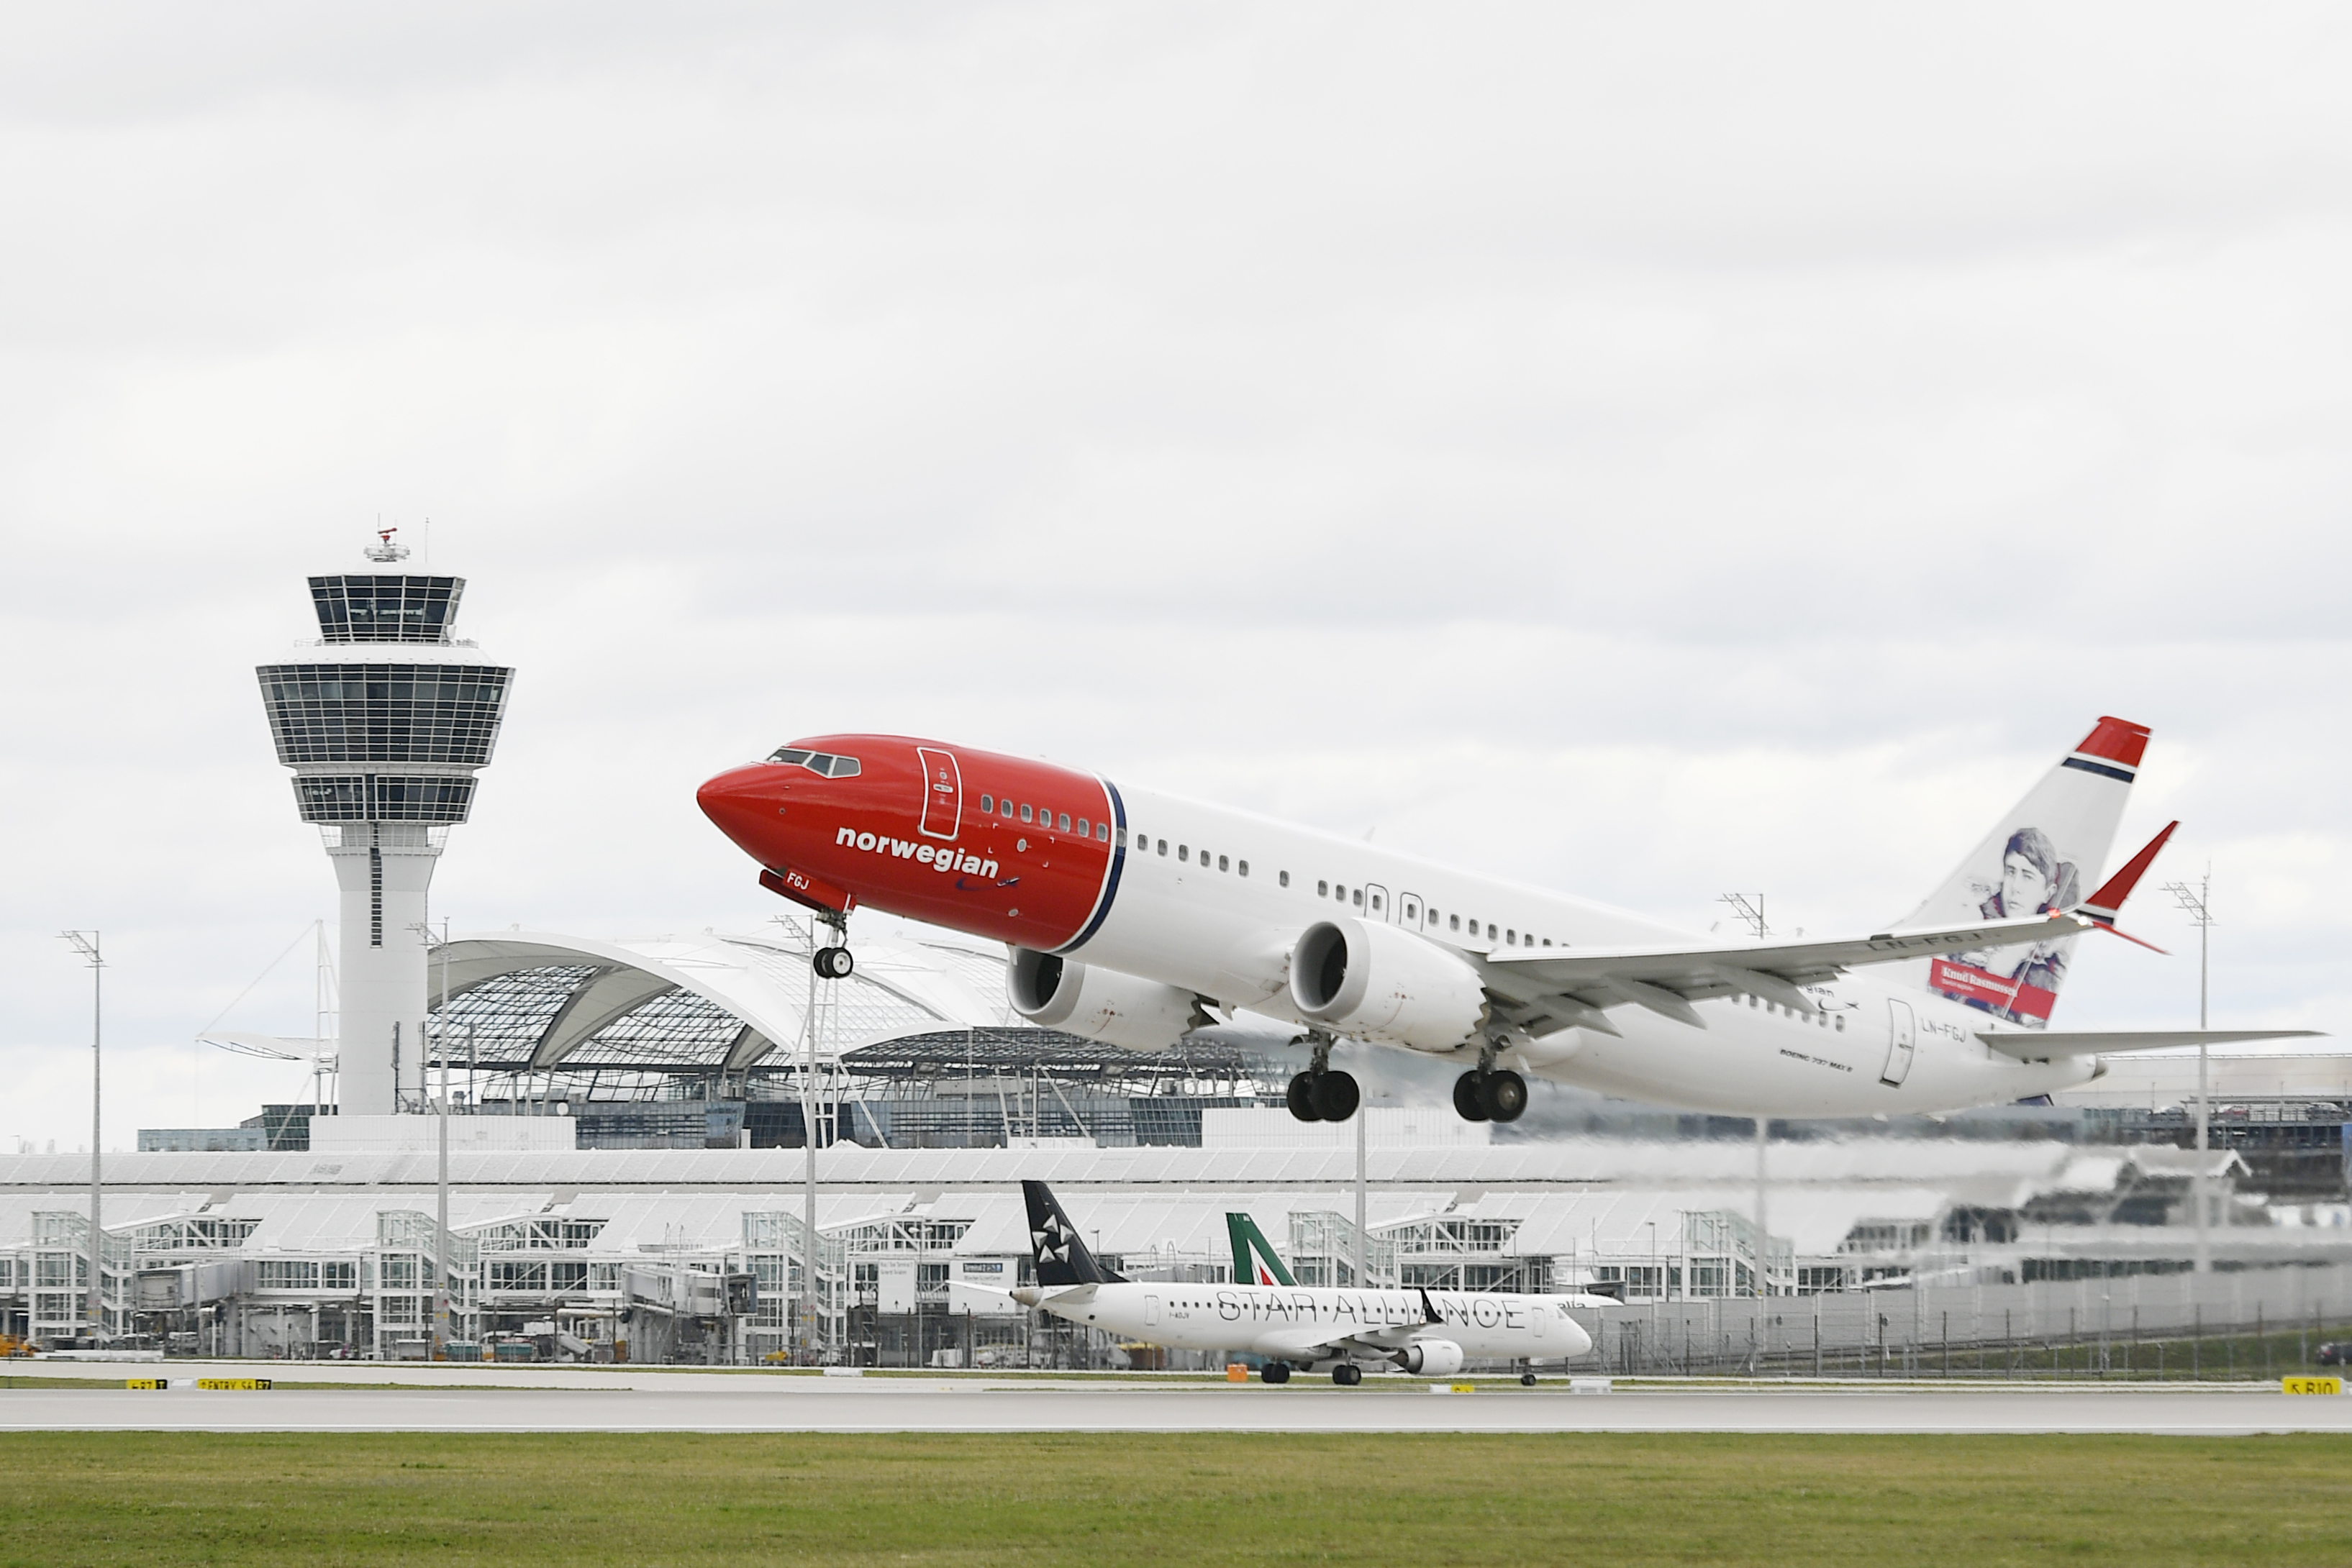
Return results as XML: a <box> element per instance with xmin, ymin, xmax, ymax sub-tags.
<box><xmin>1567</xmin><ymin>1263</ymin><xmax>2352</xmax><ymax>1379</ymax></box>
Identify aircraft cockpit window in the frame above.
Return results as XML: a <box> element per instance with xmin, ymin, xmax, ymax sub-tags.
<box><xmin>767</xmin><ymin>748</ymin><xmax>861</xmax><ymax>778</ymax></box>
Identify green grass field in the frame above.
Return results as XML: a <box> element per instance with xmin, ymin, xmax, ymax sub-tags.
<box><xmin>3</xmin><ymin>1431</ymin><xmax>2350</xmax><ymax>1566</ymax></box>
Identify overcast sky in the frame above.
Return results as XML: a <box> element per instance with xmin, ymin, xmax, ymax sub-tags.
<box><xmin>2</xmin><ymin>3</ymin><xmax>2346</xmax><ymax>1148</ymax></box>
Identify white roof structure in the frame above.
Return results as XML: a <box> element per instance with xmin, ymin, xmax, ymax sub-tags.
<box><xmin>429</xmin><ymin>919</ymin><xmax>1022</xmax><ymax>1077</ymax></box>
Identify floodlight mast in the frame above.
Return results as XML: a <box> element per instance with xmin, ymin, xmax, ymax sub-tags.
<box><xmin>2163</xmin><ymin>869</ymin><xmax>2217</xmax><ymax>1276</ymax></box>
<box><xmin>59</xmin><ymin>931</ymin><xmax>102</xmax><ymax>1341</ymax></box>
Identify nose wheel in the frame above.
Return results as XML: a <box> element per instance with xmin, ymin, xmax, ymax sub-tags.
<box><xmin>1453</xmin><ymin>1068</ymin><xmax>1526</xmax><ymax>1123</ymax></box>
<box><xmin>812</xmin><ymin>944</ymin><xmax>855</xmax><ymax>980</ymax></box>
<box><xmin>1286</xmin><ymin>1070</ymin><xmax>1360</xmax><ymax>1122</ymax></box>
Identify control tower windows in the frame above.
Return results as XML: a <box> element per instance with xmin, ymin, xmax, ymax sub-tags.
<box><xmin>308</xmin><ymin>575</ymin><xmax>463</xmax><ymax>644</ymax></box>
<box><xmin>260</xmin><ymin>664</ymin><xmax>512</xmax><ymax>767</ymax></box>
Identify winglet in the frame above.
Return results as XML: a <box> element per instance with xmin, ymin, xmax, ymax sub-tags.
<box><xmin>2074</xmin><ymin>821</ymin><xmax>2177</xmax><ymax>953</ymax></box>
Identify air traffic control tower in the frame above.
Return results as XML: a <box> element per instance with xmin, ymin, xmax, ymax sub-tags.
<box><xmin>257</xmin><ymin>533</ymin><xmax>514</xmax><ymax>1116</ymax></box>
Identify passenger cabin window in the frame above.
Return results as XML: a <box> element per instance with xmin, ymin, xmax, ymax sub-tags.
<box><xmin>1001</xmin><ymin>798</ymin><xmax>1014</xmax><ymax>816</ymax></box>
<box><xmin>1449</xmin><ymin>914</ymin><xmax>1460</xmax><ymax>931</ymax></box>
<box><xmin>1370</xmin><ymin>893</ymin><xmax>1381</xmax><ymax>912</ymax></box>
<box><xmin>1096</xmin><ymin>822</ymin><xmax>1111</xmax><ymax>842</ymax></box>
<box><xmin>1486</xmin><ymin>923</ymin><xmax>1497</xmax><ymax>939</ymax></box>
<box><xmin>1317</xmin><ymin>880</ymin><xmax>1328</xmax><ymax>896</ymax></box>
<box><xmin>1020</xmin><ymin>803</ymin><xmax>1033</xmax><ymax>822</ymax></box>
<box><xmin>979</xmin><ymin>794</ymin><xmax>994</xmax><ymax>813</ymax></box>
<box><xmin>1076</xmin><ymin>817</ymin><xmax>1088</xmax><ymax>835</ymax></box>
<box><xmin>1351</xmin><ymin>888</ymin><xmax>1363</xmax><ymax>908</ymax></box>
<box><xmin>1058</xmin><ymin>813</ymin><xmax>1071</xmax><ymax>831</ymax></box>
<box><xmin>1238</xmin><ymin>860</ymin><xmax>1249</xmax><ymax>877</ymax></box>
<box><xmin>1279</xmin><ymin>871</ymin><xmax>1289</xmax><ymax>887</ymax></box>
<box><xmin>1217</xmin><ymin>854</ymin><xmax>1229</xmax><ymax>872</ymax></box>
<box><xmin>1158</xmin><ymin>839</ymin><xmax>1168</xmax><ymax>855</ymax></box>
<box><xmin>1179</xmin><ymin>845</ymin><xmax>1189</xmax><ymax>862</ymax></box>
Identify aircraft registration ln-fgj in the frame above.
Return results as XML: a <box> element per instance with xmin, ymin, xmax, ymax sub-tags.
<box><xmin>968</xmin><ymin>1181</ymin><xmax>1607</xmax><ymax>1385</ymax></box>
<box><xmin>696</xmin><ymin>717</ymin><xmax>2317</xmax><ymax>1122</ymax></box>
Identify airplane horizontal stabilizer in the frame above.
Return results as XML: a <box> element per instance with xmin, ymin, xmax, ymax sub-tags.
<box><xmin>1976</xmin><ymin>1028</ymin><xmax>2325</xmax><ymax>1060</ymax></box>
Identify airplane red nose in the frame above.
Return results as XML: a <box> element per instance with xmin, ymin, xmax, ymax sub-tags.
<box><xmin>696</xmin><ymin>764</ymin><xmax>784</xmax><ymax>857</ymax></box>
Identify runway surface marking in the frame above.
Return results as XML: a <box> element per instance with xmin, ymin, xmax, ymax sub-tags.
<box><xmin>6</xmin><ymin>1385</ymin><xmax>2351</xmax><ymax>1435</ymax></box>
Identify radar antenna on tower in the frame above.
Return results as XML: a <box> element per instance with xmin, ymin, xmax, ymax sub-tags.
<box><xmin>364</xmin><ymin>526</ymin><xmax>410</xmax><ymax>564</ymax></box>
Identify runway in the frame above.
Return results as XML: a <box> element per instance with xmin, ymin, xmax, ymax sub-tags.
<box><xmin>6</xmin><ymin>1377</ymin><xmax>2351</xmax><ymax>1435</ymax></box>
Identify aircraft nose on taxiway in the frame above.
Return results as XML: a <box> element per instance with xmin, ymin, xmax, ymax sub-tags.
<box><xmin>696</xmin><ymin>763</ymin><xmax>786</xmax><ymax>859</ymax></box>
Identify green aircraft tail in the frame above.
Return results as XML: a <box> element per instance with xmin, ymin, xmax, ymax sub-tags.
<box><xmin>1227</xmin><ymin>1211</ymin><xmax>1296</xmax><ymax>1287</ymax></box>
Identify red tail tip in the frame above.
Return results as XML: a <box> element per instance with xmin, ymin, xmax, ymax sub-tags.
<box><xmin>2076</xmin><ymin>716</ymin><xmax>2151</xmax><ymax>767</ymax></box>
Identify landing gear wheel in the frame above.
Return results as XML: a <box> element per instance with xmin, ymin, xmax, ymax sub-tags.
<box><xmin>1261</xmin><ymin>1362</ymin><xmax>1291</xmax><ymax>1385</ymax></box>
<box><xmin>1332</xmin><ymin>1364</ymin><xmax>1363</xmax><ymax>1387</ymax></box>
<box><xmin>1453</xmin><ymin>1071</ymin><xmax>1489</xmax><ymax>1122</ymax></box>
<box><xmin>1520</xmin><ymin>1372</ymin><xmax>1538</xmax><ymax>1387</ymax></box>
<box><xmin>1311</xmin><ymin>1070</ymin><xmax>1360</xmax><ymax>1122</ymax></box>
<box><xmin>1479</xmin><ymin>1070</ymin><xmax>1527</xmax><ymax>1123</ymax></box>
<box><xmin>812</xmin><ymin>946</ymin><xmax>855</xmax><ymax>980</ymax></box>
<box><xmin>1286</xmin><ymin>1073</ymin><xmax>1323</xmax><ymax>1122</ymax></box>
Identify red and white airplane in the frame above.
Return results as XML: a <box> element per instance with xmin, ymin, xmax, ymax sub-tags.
<box><xmin>696</xmin><ymin>718</ymin><xmax>2312</xmax><ymax>1123</ymax></box>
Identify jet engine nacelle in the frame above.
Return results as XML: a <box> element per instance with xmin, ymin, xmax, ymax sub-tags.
<box><xmin>1397</xmin><ymin>1339</ymin><xmax>1465</xmax><ymax>1377</ymax></box>
<box><xmin>1286</xmin><ymin>919</ymin><xmax>1487</xmax><ymax>1053</ymax></box>
<box><xmin>1008</xmin><ymin>949</ymin><xmax>1204</xmax><ymax>1052</ymax></box>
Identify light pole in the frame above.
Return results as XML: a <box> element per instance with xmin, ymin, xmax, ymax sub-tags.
<box><xmin>411</xmin><ymin>919</ymin><xmax>451</xmax><ymax>1354</ymax></box>
<box><xmin>59</xmin><ymin>931</ymin><xmax>103</xmax><ymax>1341</ymax></box>
<box><xmin>2163</xmin><ymin>870</ymin><xmax>2216</xmax><ymax>1275</ymax></box>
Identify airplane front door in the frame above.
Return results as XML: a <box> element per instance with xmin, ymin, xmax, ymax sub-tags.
<box><xmin>1881</xmin><ymin>999</ymin><xmax>1917</xmax><ymax>1088</ymax></box>
<box><xmin>914</xmin><ymin>747</ymin><xmax>963</xmax><ymax>840</ymax></box>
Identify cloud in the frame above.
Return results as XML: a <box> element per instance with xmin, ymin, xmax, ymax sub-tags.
<box><xmin>1</xmin><ymin>3</ymin><xmax>2344</xmax><ymax>1142</ymax></box>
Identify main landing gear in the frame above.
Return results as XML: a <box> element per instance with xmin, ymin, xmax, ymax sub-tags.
<box><xmin>1331</xmin><ymin>1364</ymin><xmax>1363</xmax><ymax>1386</ymax></box>
<box><xmin>1286</xmin><ymin>1032</ymin><xmax>1359</xmax><ymax>1122</ymax></box>
<box><xmin>1452</xmin><ymin>1068</ymin><xmax>1527</xmax><ymax>1123</ymax></box>
<box><xmin>1261</xmin><ymin>1361</ymin><xmax>1292</xmax><ymax>1385</ymax></box>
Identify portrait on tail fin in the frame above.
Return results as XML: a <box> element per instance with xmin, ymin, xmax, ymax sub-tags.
<box><xmin>1933</xmin><ymin>824</ymin><xmax>2081</xmax><ymax>1026</ymax></box>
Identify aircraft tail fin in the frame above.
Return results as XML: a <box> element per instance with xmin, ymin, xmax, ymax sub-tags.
<box><xmin>1891</xmin><ymin>716</ymin><xmax>2148</xmax><ymax>1029</ymax></box>
<box><xmin>1022</xmin><ymin>1180</ymin><xmax>1124</xmax><ymax>1286</ymax></box>
<box><xmin>1226</xmin><ymin>1211</ymin><xmax>1297</xmax><ymax>1287</ymax></box>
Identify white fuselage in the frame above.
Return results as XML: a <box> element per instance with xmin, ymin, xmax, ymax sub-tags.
<box><xmin>1027</xmin><ymin>1280</ymin><xmax>1598</xmax><ymax>1369</ymax></box>
<box><xmin>1075</xmin><ymin>785</ymin><xmax>2099</xmax><ymax>1117</ymax></box>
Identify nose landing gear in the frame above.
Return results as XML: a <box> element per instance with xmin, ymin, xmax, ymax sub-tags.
<box><xmin>1285</xmin><ymin>1032</ymin><xmax>1359</xmax><ymax>1122</ymax></box>
<box><xmin>810</xmin><ymin>912</ymin><xmax>855</xmax><ymax>980</ymax></box>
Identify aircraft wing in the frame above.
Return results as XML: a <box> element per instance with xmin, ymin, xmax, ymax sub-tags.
<box><xmin>1976</xmin><ymin>1028</ymin><xmax>2325</xmax><ymax>1060</ymax></box>
<box><xmin>1475</xmin><ymin>913</ymin><xmax>2094</xmax><ymax>1032</ymax></box>
<box><xmin>1248</xmin><ymin>1323</ymin><xmax>1423</xmax><ymax>1362</ymax></box>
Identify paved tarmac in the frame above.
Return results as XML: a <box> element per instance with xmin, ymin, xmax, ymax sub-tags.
<box><xmin>6</xmin><ymin>1375</ymin><xmax>2352</xmax><ymax>1435</ymax></box>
